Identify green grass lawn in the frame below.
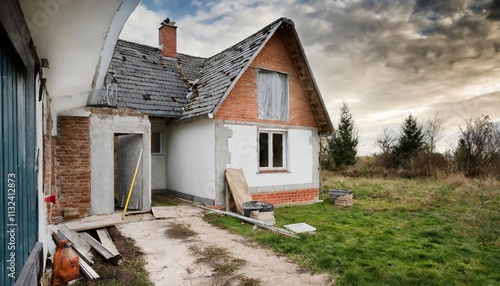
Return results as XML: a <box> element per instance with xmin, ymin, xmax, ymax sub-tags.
<box><xmin>204</xmin><ymin>174</ymin><xmax>500</xmax><ymax>286</ymax></box>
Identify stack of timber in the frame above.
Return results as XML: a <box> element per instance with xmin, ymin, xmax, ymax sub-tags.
<box><xmin>51</xmin><ymin>222</ymin><xmax>125</xmax><ymax>281</ymax></box>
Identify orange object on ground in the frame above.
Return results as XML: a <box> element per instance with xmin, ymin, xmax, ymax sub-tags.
<box><xmin>51</xmin><ymin>240</ymin><xmax>80</xmax><ymax>286</ymax></box>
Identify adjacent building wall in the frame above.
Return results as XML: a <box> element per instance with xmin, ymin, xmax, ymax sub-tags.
<box><xmin>165</xmin><ymin>118</ymin><xmax>216</xmax><ymax>204</ymax></box>
<box><xmin>89</xmin><ymin>111</ymin><xmax>151</xmax><ymax>215</ymax></box>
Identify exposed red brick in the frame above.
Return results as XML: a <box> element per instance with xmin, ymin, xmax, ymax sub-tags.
<box><xmin>159</xmin><ymin>24</ymin><xmax>177</xmax><ymax>58</ymax></box>
<box><xmin>45</xmin><ymin>116</ymin><xmax>91</xmax><ymax>222</ymax></box>
<box><xmin>252</xmin><ymin>188</ymin><xmax>319</xmax><ymax>205</ymax></box>
<box><xmin>214</xmin><ymin>30</ymin><xmax>318</xmax><ymax>128</ymax></box>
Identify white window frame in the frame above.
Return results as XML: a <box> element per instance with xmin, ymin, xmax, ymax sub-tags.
<box><xmin>257</xmin><ymin>69</ymin><xmax>289</xmax><ymax>121</ymax></box>
<box><xmin>151</xmin><ymin>131</ymin><xmax>163</xmax><ymax>155</ymax></box>
<box><xmin>258</xmin><ymin>129</ymin><xmax>288</xmax><ymax>171</ymax></box>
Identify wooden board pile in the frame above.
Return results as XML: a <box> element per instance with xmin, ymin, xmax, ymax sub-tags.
<box><xmin>50</xmin><ymin>222</ymin><xmax>124</xmax><ymax>283</ymax></box>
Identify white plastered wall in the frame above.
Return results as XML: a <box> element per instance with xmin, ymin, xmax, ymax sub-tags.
<box><xmin>89</xmin><ymin>113</ymin><xmax>151</xmax><ymax>214</ymax></box>
<box><xmin>165</xmin><ymin>119</ymin><xmax>216</xmax><ymax>203</ymax></box>
<box><xmin>224</xmin><ymin>123</ymin><xmax>319</xmax><ymax>193</ymax></box>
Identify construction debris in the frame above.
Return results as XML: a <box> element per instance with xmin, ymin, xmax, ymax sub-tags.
<box><xmin>56</xmin><ymin>224</ymin><xmax>94</xmax><ymax>264</ymax></box>
<box><xmin>52</xmin><ymin>228</ymin><xmax>100</xmax><ymax>280</ymax></box>
<box><xmin>250</xmin><ymin>211</ymin><xmax>276</xmax><ymax>226</ymax></box>
<box><xmin>96</xmin><ymin>228</ymin><xmax>120</xmax><ymax>255</ymax></box>
<box><xmin>283</xmin><ymin>223</ymin><xmax>317</xmax><ymax>234</ymax></box>
<box><xmin>199</xmin><ymin>205</ymin><xmax>298</xmax><ymax>238</ymax></box>
<box><xmin>79</xmin><ymin>259</ymin><xmax>100</xmax><ymax>280</ymax></box>
<box><xmin>80</xmin><ymin>232</ymin><xmax>124</xmax><ymax>266</ymax></box>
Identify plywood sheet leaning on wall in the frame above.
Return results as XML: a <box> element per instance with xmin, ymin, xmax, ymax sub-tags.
<box><xmin>225</xmin><ymin>168</ymin><xmax>253</xmax><ymax>215</ymax></box>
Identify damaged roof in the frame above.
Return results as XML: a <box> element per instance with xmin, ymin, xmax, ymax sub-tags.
<box><xmin>107</xmin><ymin>17</ymin><xmax>333</xmax><ymax>134</ymax></box>
<box><xmin>179</xmin><ymin>18</ymin><xmax>282</xmax><ymax>120</ymax></box>
<box><xmin>108</xmin><ymin>40</ymin><xmax>187</xmax><ymax>117</ymax></box>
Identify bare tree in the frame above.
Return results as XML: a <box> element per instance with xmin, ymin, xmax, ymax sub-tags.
<box><xmin>377</xmin><ymin>127</ymin><xmax>397</xmax><ymax>155</ymax></box>
<box><xmin>424</xmin><ymin>111</ymin><xmax>447</xmax><ymax>153</ymax></box>
<box><xmin>455</xmin><ymin>115</ymin><xmax>500</xmax><ymax>177</ymax></box>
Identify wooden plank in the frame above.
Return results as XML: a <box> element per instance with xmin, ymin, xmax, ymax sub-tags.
<box><xmin>64</xmin><ymin>213</ymin><xmax>123</xmax><ymax>232</ymax></box>
<box><xmin>57</xmin><ymin>224</ymin><xmax>95</xmax><ymax>264</ymax></box>
<box><xmin>96</xmin><ymin>228</ymin><xmax>120</xmax><ymax>255</ymax></box>
<box><xmin>79</xmin><ymin>258</ymin><xmax>100</xmax><ymax>280</ymax></box>
<box><xmin>225</xmin><ymin>168</ymin><xmax>253</xmax><ymax>215</ymax></box>
<box><xmin>13</xmin><ymin>242</ymin><xmax>43</xmax><ymax>286</ymax></box>
<box><xmin>80</xmin><ymin>232</ymin><xmax>124</xmax><ymax>266</ymax></box>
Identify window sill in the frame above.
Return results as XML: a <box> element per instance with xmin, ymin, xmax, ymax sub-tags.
<box><xmin>258</xmin><ymin>169</ymin><xmax>289</xmax><ymax>174</ymax></box>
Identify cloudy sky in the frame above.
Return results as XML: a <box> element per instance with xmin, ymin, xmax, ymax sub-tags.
<box><xmin>120</xmin><ymin>0</ymin><xmax>500</xmax><ymax>155</ymax></box>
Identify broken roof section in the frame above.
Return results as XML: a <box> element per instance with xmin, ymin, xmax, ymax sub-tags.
<box><xmin>109</xmin><ymin>40</ymin><xmax>188</xmax><ymax>117</ymax></box>
<box><xmin>108</xmin><ymin>17</ymin><xmax>333</xmax><ymax>134</ymax></box>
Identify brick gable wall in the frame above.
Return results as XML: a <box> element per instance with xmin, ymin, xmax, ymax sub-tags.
<box><xmin>213</xmin><ymin>30</ymin><xmax>319</xmax><ymax>128</ymax></box>
<box><xmin>214</xmin><ymin>30</ymin><xmax>320</xmax><ymax>205</ymax></box>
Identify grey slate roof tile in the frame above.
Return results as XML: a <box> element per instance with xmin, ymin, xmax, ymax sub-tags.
<box><xmin>108</xmin><ymin>40</ymin><xmax>188</xmax><ymax>117</ymax></box>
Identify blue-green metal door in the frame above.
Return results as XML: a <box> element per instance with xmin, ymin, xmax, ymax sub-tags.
<box><xmin>1</xmin><ymin>26</ymin><xmax>38</xmax><ymax>285</ymax></box>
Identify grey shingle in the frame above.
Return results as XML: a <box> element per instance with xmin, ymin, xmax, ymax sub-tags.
<box><xmin>108</xmin><ymin>40</ymin><xmax>188</xmax><ymax>117</ymax></box>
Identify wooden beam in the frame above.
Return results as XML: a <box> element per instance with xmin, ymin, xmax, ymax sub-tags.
<box><xmin>79</xmin><ymin>259</ymin><xmax>100</xmax><ymax>280</ymax></box>
<box><xmin>56</xmin><ymin>224</ymin><xmax>95</xmax><ymax>264</ymax></box>
<box><xmin>96</xmin><ymin>228</ymin><xmax>120</xmax><ymax>256</ymax></box>
<box><xmin>80</xmin><ymin>232</ymin><xmax>124</xmax><ymax>266</ymax></box>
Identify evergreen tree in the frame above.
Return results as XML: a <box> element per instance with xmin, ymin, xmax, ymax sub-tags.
<box><xmin>329</xmin><ymin>103</ymin><xmax>358</xmax><ymax>167</ymax></box>
<box><xmin>394</xmin><ymin>114</ymin><xmax>425</xmax><ymax>167</ymax></box>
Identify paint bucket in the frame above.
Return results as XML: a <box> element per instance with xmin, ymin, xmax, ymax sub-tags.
<box><xmin>242</xmin><ymin>201</ymin><xmax>274</xmax><ymax>217</ymax></box>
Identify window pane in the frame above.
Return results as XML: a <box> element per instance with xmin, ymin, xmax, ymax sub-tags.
<box><xmin>151</xmin><ymin>132</ymin><xmax>161</xmax><ymax>154</ymax></box>
<box><xmin>257</xmin><ymin>71</ymin><xmax>288</xmax><ymax>121</ymax></box>
<box><xmin>272</xmin><ymin>133</ymin><xmax>284</xmax><ymax>168</ymax></box>
<box><xmin>259</xmin><ymin>132</ymin><xmax>269</xmax><ymax>168</ymax></box>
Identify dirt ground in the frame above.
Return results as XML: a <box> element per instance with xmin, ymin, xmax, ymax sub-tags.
<box><xmin>118</xmin><ymin>205</ymin><xmax>330</xmax><ymax>286</ymax></box>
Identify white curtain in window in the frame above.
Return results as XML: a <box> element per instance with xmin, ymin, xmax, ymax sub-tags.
<box><xmin>257</xmin><ymin>71</ymin><xmax>288</xmax><ymax>120</ymax></box>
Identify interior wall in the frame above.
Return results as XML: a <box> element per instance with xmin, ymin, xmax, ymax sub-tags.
<box><xmin>165</xmin><ymin>118</ymin><xmax>215</xmax><ymax>204</ymax></box>
<box><xmin>223</xmin><ymin>123</ymin><xmax>319</xmax><ymax>193</ymax></box>
<box><xmin>89</xmin><ymin>113</ymin><xmax>151</xmax><ymax>214</ymax></box>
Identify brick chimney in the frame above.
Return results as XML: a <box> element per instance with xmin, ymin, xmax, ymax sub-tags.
<box><xmin>159</xmin><ymin>18</ymin><xmax>177</xmax><ymax>58</ymax></box>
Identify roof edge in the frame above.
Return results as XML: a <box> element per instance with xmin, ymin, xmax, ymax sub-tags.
<box><xmin>210</xmin><ymin>18</ymin><xmax>285</xmax><ymax>115</ymax></box>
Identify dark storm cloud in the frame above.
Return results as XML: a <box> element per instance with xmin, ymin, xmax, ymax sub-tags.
<box><xmin>309</xmin><ymin>0</ymin><xmax>500</xmax><ymax>67</ymax></box>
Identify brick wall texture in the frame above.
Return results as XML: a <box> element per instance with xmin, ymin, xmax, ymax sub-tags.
<box><xmin>44</xmin><ymin>116</ymin><xmax>91</xmax><ymax>222</ymax></box>
<box><xmin>214</xmin><ymin>30</ymin><xmax>319</xmax><ymax>129</ymax></box>
<box><xmin>252</xmin><ymin>188</ymin><xmax>319</xmax><ymax>205</ymax></box>
<box><xmin>159</xmin><ymin>25</ymin><xmax>177</xmax><ymax>58</ymax></box>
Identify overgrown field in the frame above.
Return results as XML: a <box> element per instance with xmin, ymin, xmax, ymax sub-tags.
<box><xmin>204</xmin><ymin>173</ymin><xmax>500</xmax><ymax>285</ymax></box>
